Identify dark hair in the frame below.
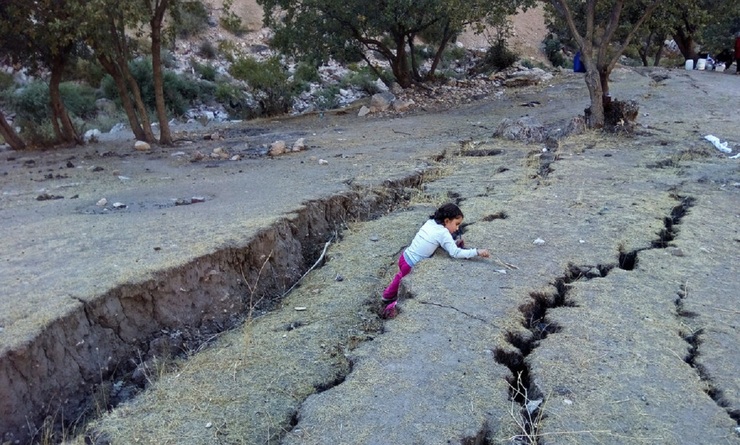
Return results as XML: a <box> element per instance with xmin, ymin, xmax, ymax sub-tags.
<box><xmin>431</xmin><ymin>203</ymin><xmax>464</xmax><ymax>224</ymax></box>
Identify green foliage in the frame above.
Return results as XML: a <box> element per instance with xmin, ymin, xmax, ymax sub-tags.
<box><xmin>59</xmin><ymin>83</ymin><xmax>98</xmax><ymax>119</ymax></box>
<box><xmin>229</xmin><ymin>56</ymin><xmax>294</xmax><ymax>116</ymax></box>
<box><xmin>65</xmin><ymin>58</ymin><xmax>107</xmax><ymax>88</ymax></box>
<box><xmin>217</xmin><ymin>40</ymin><xmax>239</xmax><ymax>62</ymax></box>
<box><xmin>7</xmin><ymin>81</ymin><xmax>50</xmax><ymax>124</ymax></box>
<box><xmin>482</xmin><ymin>39</ymin><xmax>518</xmax><ymax>71</ymax></box>
<box><xmin>198</xmin><ymin>40</ymin><xmax>218</xmax><ymax>59</ymax></box>
<box><xmin>315</xmin><ymin>85</ymin><xmax>340</xmax><ymax>110</ymax></box>
<box><xmin>293</xmin><ymin>62</ymin><xmax>320</xmax><ymax>85</ymax></box>
<box><xmin>0</xmin><ymin>72</ymin><xmax>15</xmax><ymax>92</ymax></box>
<box><xmin>191</xmin><ymin>60</ymin><xmax>218</xmax><ymax>81</ymax></box>
<box><xmin>543</xmin><ymin>37</ymin><xmax>566</xmax><ymax>68</ymax></box>
<box><xmin>340</xmin><ymin>66</ymin><xmax>384</xmax><ymax>95</ymax></box>
<box><xmin>101</xmin><ymin>58</ymin><xmax>215</xmax><ymax>116</ymax></box>
<box><xmin>220</xmin><ymin>0</ymin><xmax>246</xmax><ymax>36</ymax></box>
<box><xmin>259</xmin><ymin>0</ymin><xmax>530</xmax><ymax>87</ymax></box>
<box><xmin>171</xmin><ymin>1</ymin><xmax>211</xmax><ymax>39</ymax></box>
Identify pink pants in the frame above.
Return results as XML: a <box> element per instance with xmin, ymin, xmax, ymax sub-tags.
<box><xmin>382</xmin><ymin>253</ymin><xmax>412</xmax><ymax>301</ymax></box>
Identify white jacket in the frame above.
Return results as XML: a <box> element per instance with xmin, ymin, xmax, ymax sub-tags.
<box><xmin>403</xmin><ymin>219</ymin><xmax>478</xmax><ymax>266</ymax></box>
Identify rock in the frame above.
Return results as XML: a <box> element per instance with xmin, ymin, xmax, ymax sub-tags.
<box><xmin>318</xmin><ymin>159</ymin><xmax>329</xmax><ymax>165</ymax></box>
<box><xmin>109</xmin><ymin>122</ymin><xmax>127</xmax><ymax>134</ymax></box>
<box><xmin>292</xmin><ymin>138</ymin><xmax>306</xmax><ymax>152</ymax></box>
<box><xmin>358</xmin><ymin>106</ymin><xmax>371</xmax><ymax>117</ymax></box>
<box><xmin>370</xmin><ymin>92</ymin><xmax>395</xmax><ymax>112</ymax></box>
<box><xmin>269</xmin><ymin>140</ymin><xmax>287</xmax><ymax>156</ymax></box>
<box><xmin>495</xmin><ymin>116</ymin><xmax>548</xmax><ymax>143</ymax></box>
<box><xmin>212</xmin><ymin>147</ymin><xmax>229</xmax><ymax>159</ymax></box>
<box><xmin>191</xmin><ymin>196</ymin><xmax>206</xmax><ymax>203</ymax></box>
<box><xmin>369</xmin><ymin>235</ymin><xmax>379</xmax><ymax>242</ymax></box>
<box><xmin>533</xmin><ymin>238</ymin><xmax>545</xmax><ymax>245</ymax></box>
<box><xmin>134</xmin><ymin>140</ymin><xmax>151</xmax><ymax>151</ymax></box>
<box><xmin>84</xmin><ymin>129</ymin><xmax>101</xmax><ymax>143</ymax></box>
<box><xmin>375</xmin><ymin>78</ymin><xmax>389</xmax><ymax>92</ymax></box>
<box><xmin>392</xmin><ymin>99</ymin><xmax>414</xmax><ymax>112</ymax></box>
<box><xmin>112</xmin><ymin>202</ymin><xmax>126</xmax><ymax>209</ymax></box>
<box><xmin>96</xmin><ymin>198</ymin><xmax>107</xmax><ymax>207</ymax></box>
<box><xmin>504</xmin><ymin>68</ymin><xmax>553</xmax><ymax>87</ymax></box>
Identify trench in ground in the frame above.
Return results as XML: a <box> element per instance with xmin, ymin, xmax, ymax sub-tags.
<box><xmin>0</xmin><ymin>172</ymin><xmax>432</xmax><ymax>444</ymax></box>
<box><xmin>492</xmin><ymin>193</ymin><xmax>713</xmax><ymax>444</ymax></box>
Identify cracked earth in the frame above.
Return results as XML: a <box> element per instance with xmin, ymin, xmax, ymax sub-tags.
<box><xmin>1</xmin><ymin>67</ymin><xmax>739</xmax><ymax>444</ymax></box>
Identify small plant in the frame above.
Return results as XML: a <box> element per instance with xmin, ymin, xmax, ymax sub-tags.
<box><xmin>217</xmin><ymin>39</ymin><xmax>239</xmax><ymax>63</ymax></box>
<box><xmin>191</xmin><ymin>60</ymin><xmax>217</xmax><ymax>81</ymax></box>
<box><xmin>341</xmin><ymin>66</ymin><xmax>384</xmax><ymax>95</ymax></box>
<box><xmin>171</xmin><ymin>0</ymin><xmax>211</xmax><ymax>39</ymax></box>
<box><xmin>316</xmin><ymin>85</ymin><xmax>340</xmax><ymax>110</ymax></box>
<box><xmin>229</xmin><ymin>56</ymin><xmax>294</xmax><ymax>116</ymax></box>
<box><xmin>220</xmin><ymin>0</ymin><xmax>245</xmax><ymax>36</ymax></box>
<box><xmin>483</xmin><ymin>39</ymin><xmax>518</xmax><ymax>71</ymax></box>
<box><xmin>198</xmin><ymin>40</ymin><xmax>217</xmax><ymax>59</ymax></box>
<box><xmin>544</xmin><ymin>37</ymin><xmax>566</xmax><ymax>68</ymax></box>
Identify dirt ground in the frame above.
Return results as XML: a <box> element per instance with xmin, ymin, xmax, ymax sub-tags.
<box><xmin>2</xmin><ymin>61</ymin><xmax>740</xmax><ymax>444</ymax></box>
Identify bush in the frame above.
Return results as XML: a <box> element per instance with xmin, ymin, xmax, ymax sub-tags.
<box><xmin>482</xmin><ymin>40</ymin><xmax>518</xmax><ymax>71</ymax></box>
<box><xmin>316</xmin><ymin>85</ymin><xmax>340</xmax><ymax>110</ymax></box>
<box><xmin>198</xmin><ymin>40</ymin><xmax>218</xmax><ymax>59</ymax></box>
<box><xmin>172</xmin><ymin>0</ymin><xmax>211</xmax><ymax>39</ymax></box>
<box><xmin>59</xmin><ymin>83</ymin><xmax>98</xmax><ymax>119</ymax></box>
<box><xmin>220</xmin><ymin>0</ymin><xmax>246</xmax><ymax>36</ymax></box>
<box><xmin>229</xmin><ymin>56</ymin><xmax>294</xmax><ymax>116</ymax></box>
<box><xmin>65</xmin><ymin>59</ymin><xmax>106</xmax><ymax>88</ymax></box>
<box><xmin>543</xmin><ymin>37</ymin><xmax>566</xmax><ymax>68</ymax></box>
<box><xmin>101</xmin><ymin>58</ymin><xmax>215</xmax><ymax>117</ymax></box>
<box><xmin>192</xmin><ymin>60</ymin><xmax>218</xmax><ymax>81</ymax></box>
<box><xmin>217</xmin><ymin>40</ymin><xmax>239</xmax><ymax>63</ymax></box>
<box><xmin>0</xmin><ymin>71</ymin><xmax>15</xmax><ymax>92</ymax></box>
<box><xmin>340</xmin><ymin>67</ymin><xmax>383</xmax><ymax>95</ymax></box>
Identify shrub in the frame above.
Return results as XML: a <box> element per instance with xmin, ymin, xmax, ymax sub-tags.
<box><xmin>544</xmin><ymin>37</ymin><xmax>566</xmax><ymax>68</ymax></box>
<box><xmin>0</xmin><ymin>71</ymin><xmax>15</xmax><ymax>92</ymax></box>
<box><xmin>229</xmin><ymin>56</ymin><xmax>294</xmax><ymax>116</ymax></box>
<box><xmin>217</xmin><ymin>39</ymin><xmax>239</xmax><ymax>62</ymax></box>
<box><xmin>340</xmin><ymin>67</ymin><xmax>383</xmax><ymax>95</ymax></box>
<box><xmin>220</xmin><ymin>0</ymin><xmax>246</xmax><ymax>36</ymax></box>
<box><xmin>198</xmin><ymin>40</ymin><xmax>217</xmax><ymax>59</ymax></box>
<box><xmin>482</xmin><ymin>39</ymin><xmax>518</xmax><ymax>71</ymax></box>
<box><xmin>316</xmin><ymin>85</ymin><xmax>340</xmax><ymax>110</ymax></box>
<box><xmin>172</xmin><ymin>0</ymin><xmax>211</xmax><ymax>39</ymax></box>
<box><xmin>192</xmin><ymin>60</ymin><xmax>218</xmax><ymax>81</ymax></box>
<box><xmin>100</xmin><ymin>58</ymin><xmax>215</xmax><ymax>116</ymax></box>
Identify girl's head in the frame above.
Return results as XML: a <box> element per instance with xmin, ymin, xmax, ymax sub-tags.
<box><xmin>431</xmin><ymin>203</ymin><xmax>464</xmax><ymax>234</ymax></box>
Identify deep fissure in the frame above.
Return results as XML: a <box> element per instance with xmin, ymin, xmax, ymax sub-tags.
<box><xmin>5</xmin><ymin>172</ymin><xmax>432</xmax><ymax>444</ymax></box>
<box><xmin>493</xmin><ymin>263</ymin><xmax>612</xmax><ymax>444</ymax></box>
<box><xmin>675</xmin><ymin>284</ymin><xmax>740</xmax><ymax>425</ymax></box>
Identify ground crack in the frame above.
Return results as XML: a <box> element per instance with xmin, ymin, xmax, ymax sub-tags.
<box><xmin>418</xmin><ymin>300</ymin><xmax>490</xmax><ymax>324</ymax></box>
<box><xmin>675</xmin><ymin>283</ymin><xmax>740</xmax><ymax>426</ymax></box>
<box><xmin>618</xmin><ymin>194</ymin><xmax>695</xmax><ymax>270</ymax></box>
<box><xmin>493</xmin><ymin>263</ymin><xmax>612</xmax><ymax>444</ymax></box>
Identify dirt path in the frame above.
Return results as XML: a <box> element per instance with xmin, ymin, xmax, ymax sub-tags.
<box><xmin>2</xmin><ymin>67</ymin><xmax>739</xmax><ymax>444</ymax></box>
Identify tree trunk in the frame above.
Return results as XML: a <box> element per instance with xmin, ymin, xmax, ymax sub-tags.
<box><xmin>390</xmin><ymin>33</ymin><xmax>412</xmax><ymax>88</ymax></box>
<box><xmin>151</xmin><ymin>0</ymin><xmax>173</xmax><ymax>145</ymax></box>
<box><xmin>0</xmin><ymin>110</ymin><xmax>26</xmax><ymax>150</ymax></box>
<box><xmin>97</xmin><ymin>55</ymin><xmax>147</xmax><ymax>141</ymax></box>
<box><xmin>49</xmin><ymin>55</ymin><xmax>81</xmax><ymax>146</ymax></box>
<box><xmin>653</xmin><ymin>45</ymin><xmax>664</xmax><ymax>66</ymax></box>
<box><xmin>427</xmin><ymin>22</ymin><xmax>454</xmax><ymax>80</ymax></box>
<box><xmin>672</xmin><ymin>28</ymin><xmax>697</xmax><ymax>61</ymax></box>
<box><xmin>584</xmin><ymin>68</ymin><xmax>605</xmax><ymax>128</ymax></box>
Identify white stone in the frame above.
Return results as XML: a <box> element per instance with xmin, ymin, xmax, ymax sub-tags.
<box><xmin>134</xmin><ymin>140</ymin><xmax>151</xmax><ymax>151</ymax></box>
<box><xmin>96</xmin><ymin>198</ymin><xmax>107</xmax><ymax>207</ymax></box>
<box><xmin>292</xmin><ymin>138</ymin><xmax>306</xmax><ymax>152</ymax></box>
<box><xmin>269</xmin><ymin>140</ymin><xmax>287</xmax><ymax>156</ymax></box>
<box><xmin>358</xmin><ymin>106</ymin><xmax>371</xmax><ymax>117</ymax></box>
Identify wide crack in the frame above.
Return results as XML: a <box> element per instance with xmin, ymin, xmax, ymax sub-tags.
<box><xmin>676</xmin><ymin>284</ymin><xmax>740</xmax><ymax>425</ymax></box>
<box><xmin>4</xmin><ymin>172</ymin><xmax>432</xmax><ymax>444</ymax></box>
<box><xmin>493</xmin><ymin>263</ymin><xmax>613</xmax><ymax>444</ymax></box>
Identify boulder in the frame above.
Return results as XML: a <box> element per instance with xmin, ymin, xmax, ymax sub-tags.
<box><xmin>370</xmin><ymin>92</ymin><xmax>395</xmax><ymax>112</ymax></box>
<box><xmin>134</xmin><ymin>140</ymin><xmax>151</xmax><ymax>151</ymax></box>
<box><xmin>269</xmin><ymin>140</ymin><xmax>287</xmax><ymax>156</ymax></box>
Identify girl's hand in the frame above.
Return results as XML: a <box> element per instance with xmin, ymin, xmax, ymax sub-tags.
<box><xmin>477</xmin><ymin>249</ymin><xmax>490</xmax><ymax>258</ymax></box>
<box><xmin>455</xmin><ymin>238</ymin><xmax>465</xmax><ymax>248</ymax></box>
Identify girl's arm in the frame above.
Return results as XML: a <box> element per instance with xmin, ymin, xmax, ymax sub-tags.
<box><xmin>439</xmin><ymin>231</ymin><xmax>480</xmax><ymax>259</ymax></box>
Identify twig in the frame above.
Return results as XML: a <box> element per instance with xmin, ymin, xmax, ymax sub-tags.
<box><xmin>392</xmin><ymin>128</ymin><xmax>412</xmax><ymax>136</ymax></box>
<box><xmin>495</xmin><ymin>257</ymin><xmax>519</xmax><ymax>270</ymax></box>
<box><xmin>280</xmin><ymin>234</ymin><xmax>334</xmax><ymax>298</ymax></box>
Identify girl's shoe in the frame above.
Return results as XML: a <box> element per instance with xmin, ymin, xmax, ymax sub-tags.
<box><xmin>382</xmin><ymin>301</ymin><xmax>397</xmax><ymax>319</ymax></box>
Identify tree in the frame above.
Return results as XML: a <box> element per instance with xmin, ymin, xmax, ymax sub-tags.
<box><xmin>0</xmin><ymin>0</ymin><xmax>83</xmax><ymax>146</ymax></box>
<box><xmin>79</xmin><ymin>0</ymin><xmax>157</xmax><ymax>143</ymax></box>
<box><xmin>547</xmin><ymin>0</ymin><xmax>661</xmax><ymax>128</ymax></box>
<box><xmin>144</xmin><ymin>0</ymin><xmax>174</xmax><ymax>145</ymax></box>
<box><xmin>259</xmin><ymin>0</ymin><xmax>528</xmax><ymax>88</ymax></box>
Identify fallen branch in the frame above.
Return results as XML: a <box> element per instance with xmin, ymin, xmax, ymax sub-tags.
<box><xmin>495</xmin><ymin>257</ymin><xmax>519</xmax><ymax>270</ymax></box>
<box><xmin>280</xmin><ymin>234</ymin><xmax>335</xmax><ymax>298</ymax></box>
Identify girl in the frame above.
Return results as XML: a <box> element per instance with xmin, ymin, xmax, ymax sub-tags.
<box><xmin>381</xmin><ymin>203</ymin><xmax>490</xmax><ymax>318</ymax></box>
